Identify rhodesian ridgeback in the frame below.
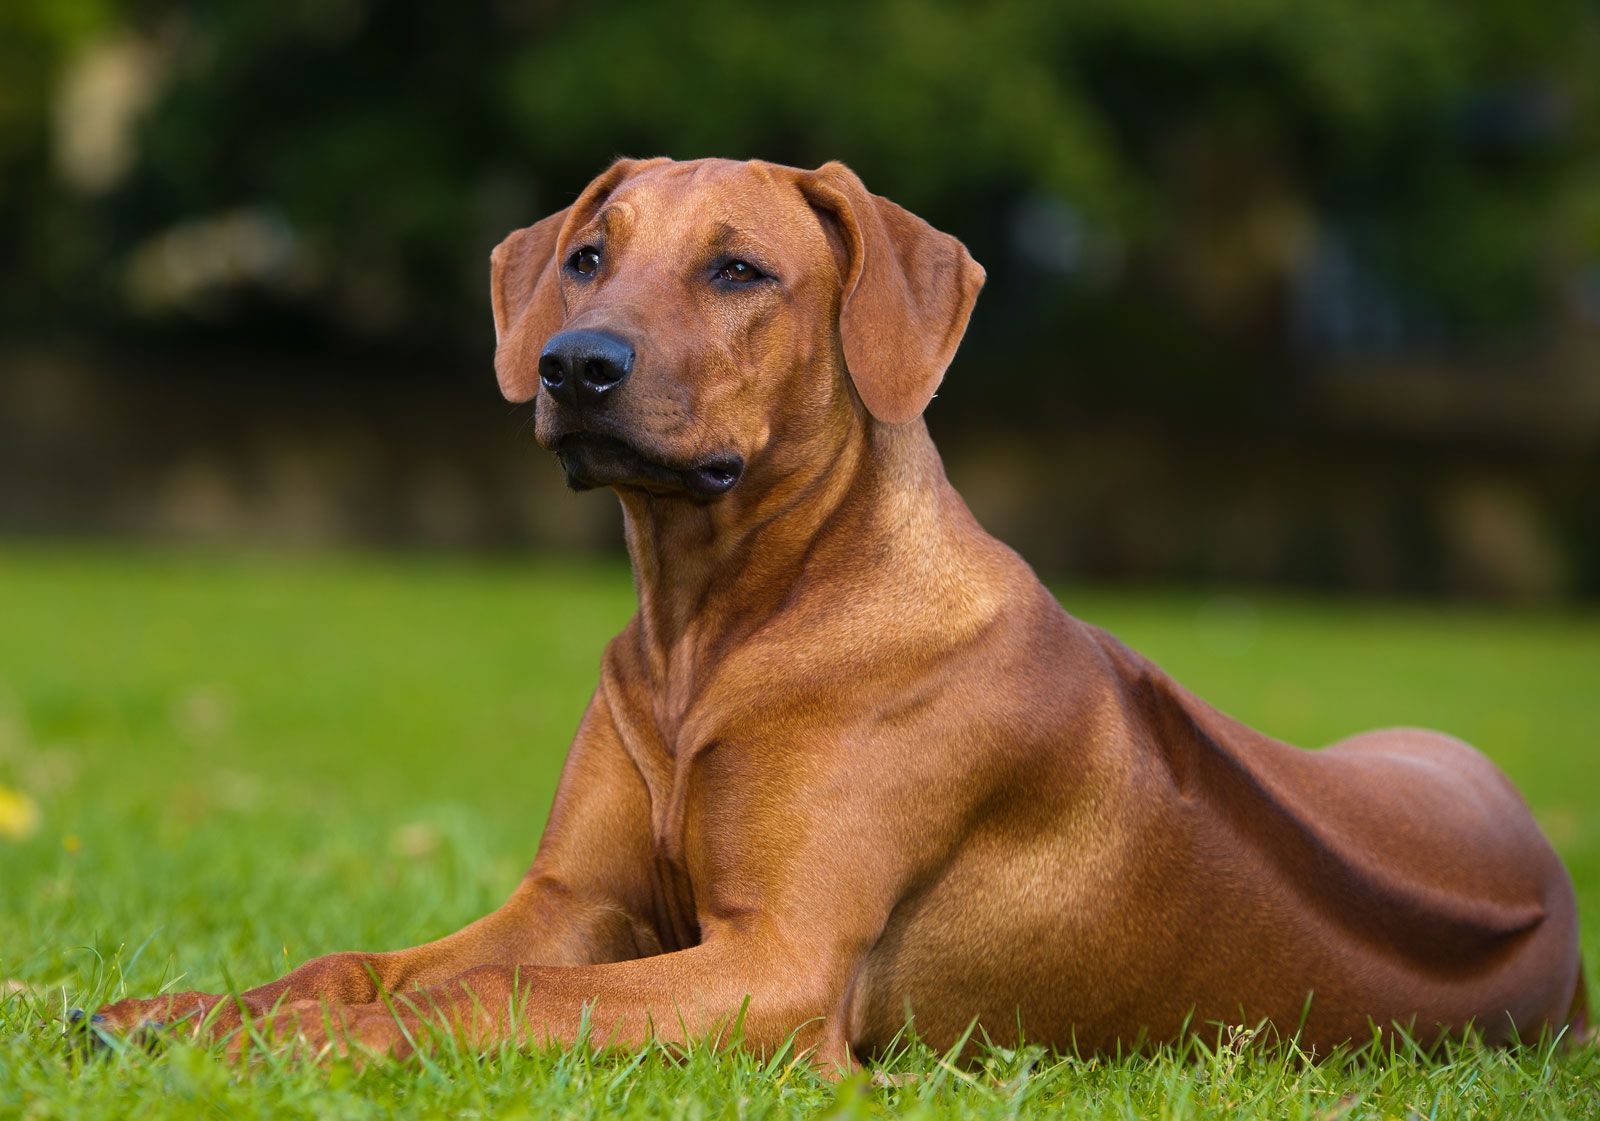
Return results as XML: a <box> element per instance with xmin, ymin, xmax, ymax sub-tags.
<box><xmin>95</xmin><ymin>157</ymin><xmax>1588</xmax><ymax>1065</ymax></box>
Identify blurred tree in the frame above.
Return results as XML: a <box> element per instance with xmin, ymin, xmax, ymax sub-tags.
<box><xmin>1</xmin><ymin>0</ymin><xmax>1597</xmax><ymax>409</ymax></box>
<box><xmin>2</xmin><ymin>0</ymin><xmax>1597</xmax><ymax>595</ymax></box>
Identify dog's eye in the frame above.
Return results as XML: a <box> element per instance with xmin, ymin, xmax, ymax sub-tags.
<box><xmin>714</xmin><ymin>260</ymin><xmax>763</xmax><ymax>284</ymax></box>
<box><xmin>568</xmin><ymin>247</ymin><xmax>601</xmax><ymax>277</ymax></box>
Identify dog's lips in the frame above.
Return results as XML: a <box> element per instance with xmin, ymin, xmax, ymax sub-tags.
<box><xmin>555</xmin><ymin>432</ymin><xmax>744</xmax><ymax>498</ymax></box>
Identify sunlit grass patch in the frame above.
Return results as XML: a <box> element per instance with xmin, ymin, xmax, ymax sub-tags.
<box><xmin>1</xmin><ymin>543</ymin><xmax>1595</xmax><ymax>1119</ymax></box>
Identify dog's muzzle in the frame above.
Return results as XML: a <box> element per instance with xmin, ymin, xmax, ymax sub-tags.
<box><xmin>555</xmin><ymin>432</ymin><xmax>744</xmax><ymax>498</ymax></box>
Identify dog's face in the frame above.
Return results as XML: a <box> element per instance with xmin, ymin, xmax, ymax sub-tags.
<box><xmin>491</xmin><ymin>158</ymin><xmax>985</xmax><ymax>501</ymax></box>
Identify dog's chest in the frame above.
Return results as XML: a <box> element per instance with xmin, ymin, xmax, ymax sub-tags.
<box><xmin>646</xmin><ymin>763</ymin><xmax>703</xmax><ymax>952</ymax></box>
<box><xmin>617</xmin><ymin>709</ymin><xmax>714</xmax><ymax>952</ymax></box>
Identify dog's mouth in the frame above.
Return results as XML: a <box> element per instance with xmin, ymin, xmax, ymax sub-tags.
<box><xmin>555</xmin><ymin>432</ymin><xmax>745</xmax><ymax>499</ymax></box>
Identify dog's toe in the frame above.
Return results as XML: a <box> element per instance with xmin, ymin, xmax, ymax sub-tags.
<box><xmin>63</xmin><ymin>1009</ymin><xmax>113</xmax><ymax>1056</ymax></box>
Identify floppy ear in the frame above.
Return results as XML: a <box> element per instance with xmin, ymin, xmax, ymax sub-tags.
<box><xmin>797</xmin><ymin>162</ymin><xmax>986</xmax><ymax>424</ymax></box>
<box><xmin>490</xmin><ymin>157</ymin><xmax>669</xmax><ymax>402</ymax></box>
<box><xmin>490</xmin><ymin>208</ymin><xmax>568</xmax><ymax>402</ymax></box>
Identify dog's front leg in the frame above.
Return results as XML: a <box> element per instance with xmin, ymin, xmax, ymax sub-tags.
<box><xmin>94</xmin><ymin>874</ymin><xmax>656</xmax><ymax>1040</ymax></box>
<box><xmin>241</xmin><ymin>926</ymin><xmax>857</xmax><ymax>1071</ymax></box>
<box><xmin>93</xmin><ymin>695</ymin><xmax>660</xmax><ymax>1042</ymax></box>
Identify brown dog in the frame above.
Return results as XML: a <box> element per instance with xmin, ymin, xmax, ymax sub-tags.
<box><xmin>98</xmin><ymin>157</ymin><xmax>1587</xmax><ymax>1065</ymax></box>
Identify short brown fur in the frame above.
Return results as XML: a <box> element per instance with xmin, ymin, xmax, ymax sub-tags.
<box><xmin>100</xmin><ymin>157</ymin><xmax>1587</xmax><ymax>1066</ymax></box>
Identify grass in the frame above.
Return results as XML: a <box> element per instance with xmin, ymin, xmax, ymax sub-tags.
<box><xmin>0</xmin><ymin>542</ymin><xmax>1596</xmax><ymax>1119</ymax></box>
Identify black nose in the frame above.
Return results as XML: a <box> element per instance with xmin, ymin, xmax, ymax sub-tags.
<box><xmin>538</xmin><ymin>329</ymin><xmax>635</xmax><ymax>406</ymax></box>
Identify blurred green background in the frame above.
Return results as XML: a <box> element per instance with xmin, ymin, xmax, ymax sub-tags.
<box><xmin>3</xmin><ymin>0</ymin><xmax>1599</xmax><ymax>597</ymax></box>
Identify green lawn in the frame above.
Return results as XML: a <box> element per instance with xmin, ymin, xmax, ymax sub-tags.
<box><xmin>1</xmin><ymin>544</ymin><xmax>1596</xmax><ymax>1119</ymax></box>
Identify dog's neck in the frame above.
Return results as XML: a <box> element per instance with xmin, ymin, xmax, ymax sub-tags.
<box><xmin>614</xmin><ymin>417</ymin><xmax>958</xmax><ymax>718</ymax></box>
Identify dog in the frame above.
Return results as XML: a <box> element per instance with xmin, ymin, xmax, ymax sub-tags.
<box><xmin>95</xmin><ymin>157</ymin><xmax>1588</xmax><ymax>1066</ymax></box>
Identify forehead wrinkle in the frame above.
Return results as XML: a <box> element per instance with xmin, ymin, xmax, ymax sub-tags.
<box><xmin>612</xmin><ymin>162</ymin><xmax>827</xmax><ymax>266</ymax></box>
<box><xmin>705</xmin><ymin>221</ymin><xmax>777</xmax><ymax>259</ymax></box>
<box><xmin>595</xmin><ymin>203</ymin><xmax>634</xmax><ymax>242</ymax></box>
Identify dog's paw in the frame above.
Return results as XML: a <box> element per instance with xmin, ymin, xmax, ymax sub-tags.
<box><xmin>62</xmin><ymin>1008</ymin><xmax>115</xmax><ymax>1056</ymax></box>
<box><xmin>88</xmin><ymin>991</ymin><xmax>226</xmax><ymax>1042</ymax></box>
<box><xmin>63</xmin><ymin>1006</ymin><xmax>177</xmax><ymax>1057</ymax></box>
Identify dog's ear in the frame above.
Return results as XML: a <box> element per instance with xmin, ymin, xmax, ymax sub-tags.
<box><xmin>490</xmin><ymin>208</ymin><xmax>568</xmax><ymax>402</ymax></box>
<box><xmin>797</xmin><ymin>162</ymin><xmax>985</xmax><ymax>424</ymax></box>
<box><xmin>490</xmin><ymin>157</ymin><xmax>667</xmax><ymax>402</ymax></box>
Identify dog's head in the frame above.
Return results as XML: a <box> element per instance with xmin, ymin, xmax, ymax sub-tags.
<box><xmin>490</xmin><ymin>158</ymin><xmax>984</xmax><ymax>499</ymax></box>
